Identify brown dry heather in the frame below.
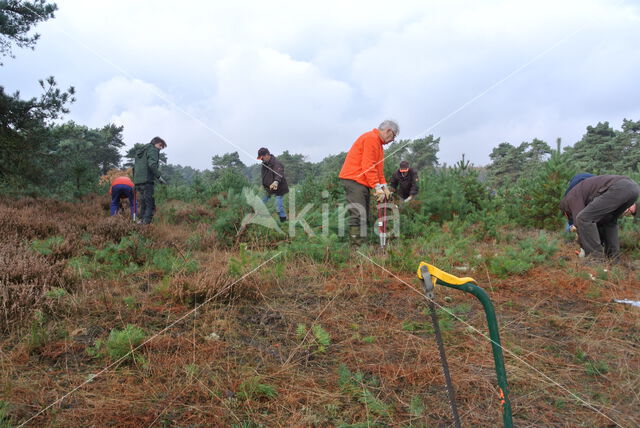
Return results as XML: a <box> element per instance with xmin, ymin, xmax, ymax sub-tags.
<box><xmin>0</xmin><ymin>240</ymin><xmax>75</xmax><ymax>330</ymax></box>
<box><xmin>0</xmin><ymin>197</ymin><xmax>638</xmax><ymax>427</ymax></box>
<box><xmin>99</xmin><ymin>169</ymin><xmax>133</xmax><ymax>187</ymax></box>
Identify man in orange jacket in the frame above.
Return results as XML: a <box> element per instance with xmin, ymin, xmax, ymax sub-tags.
<box><xmin>109</xmin><ymin>176</ymin><xmax>136</xmax><ymax>218</ymax></box>
<box><xmin>339</xmin><ymin>120</ymin><xmax>399</xmax><ymax>244</ymax></box>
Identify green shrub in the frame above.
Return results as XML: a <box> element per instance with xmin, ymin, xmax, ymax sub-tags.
<box><xmin>311</xmin><ymin>325</ymin><xmax>331</xmax><ymax>352</ymax></box>
<box><xmin>406</xmin><ymin>222</ymin><xmax>484</xmax><ymax>273</ymax></box>
<box><xmin>576</xmin><ymin>350</ymin><xmax>610</xmax><ymax>377</ymax></box>
<box><xmin>283</xmin><ymin>234</ymin><xmax>349</xmax><ymax>266</ymax></box>
<box><xmin>295</xmin><ymin>323</ymin><xmax>331</xmax><ymax>353</ymax></box>
<box><xmin>122</xmin><ymin>296</ymin><xmax>137</xmax><ymax>308</ymax></box>
<box><xmin>385</xmin><ymin>242</ymin><xmax>419</xmax><ymax>272</ymax></box>
<box><xmin>45</xmin><ymin>287</ymin><xmax>67</xmax><ymax>299</ymax></box>
<box><xmin>337</xmin><ymin>364</ymin><xmax>390</xmax><ymax>418</ymax></box>
<box><xmin>466</xmin><ymin>198</ymin><xmax>513</xmax><ymax>241</ymax></box>
<box><xmin>30</xmin><ymin>236</ymin><xmax>65</xmax><ymax>255</ymax></box>
<box><xmin>212</xmin><ymin>188</ymin><xmax>253</xmax><ymax>248</ymax></box>
<box><xmin>409</xmin><ymin>395</ymin><xmax>425</xmax><ymax>417</ymax></box>
<box><xmin>488</xmin><ymin>232</ymin><xmax>558</xmax><ymax>278</ymax></box>
<box><xmin>105</xmin><ymin>324</ymin><xmax>146</xmax><ymax>362</ymax></box>
<box><xmin>585</xmin><ymin>360</ymin><xmax>610</xmax><ymax>376</ymax></box>
<box><xmin>417</xmin><ymin>165</ymin><xmax>488</xmax><ymax>223</ymax></box>
<box><xmin>401</xmin><ymin>320</ymin><xmax>431</xmax><ymax>332</ymax></box>
<box><xmin>69</xmin><ymin>234</ymin><xmax>196</xmax><ymax>278</ymax></box>
<box><xmin>92</xmin><ymin>235</ymin><xmax>146</xmax><ymax>276</ymax></box>
<box><xmin>0</xmin><ymin>400</ymin><xmax>13</xmax><ymax>428</ymax></box>
<box><xmin>488</xmin><ymin>249</ymin><xmax>533</xmax><ymax>277</ymax></box>
<box><xmin>155</xmin><ymin>168</ymin><xmax>247</xmax><ymax>204</ymax></box>
<box><xmin>150</xmin><ymin>247</ymin><xmax>199</xmax><ymax>273</ymax></box>
<box><xmin>500</xmin><ymin>149</ymin><xmax>574</xmax><ymax>230</ymax></box>
<box><xmin>28</xmin><ymin>310</ymin><xmax>48</xmax><ymax>350</ymax></box>
<box><xmin>295</xmin><ymin>323</ymin><xmax>307</xmax><ymax>338</ymax></box>
<box><xmin>228</xmin><ymin>243</ymin><xmax>256</xmax><ymax>278</ymax></box>
<box><xmin>209</xmin><ymin>168</ymin><xmax>250</xmax><ymax>196</ymax></box>
<box><xmin>619</xmin><ymin>216</ymin><xmax>640</xmax><ymax>257</ymax></box>
<box><xmin>68</xmin><ymin>255</ymin><xmax>99</xmax><ymax>279</ymax></box>
<box><xmin>361</xmin><ymin>336</ymin><xmax>376</xmax><ymax>344</ymax></box>
<box><xmin>236</xmin><ymin>377</ymin><xmax>278</xmax><ymax>400</ymax></box>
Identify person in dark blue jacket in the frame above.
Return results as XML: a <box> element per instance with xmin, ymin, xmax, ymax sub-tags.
<box><xmin>564</xmin><ymin>173</ymin><xmax>594</xmax><ymax>231</ymax></box>
<box><xmin>565</xmin><ymin>173</ymin><xmax>594</xmax><ymax>196</ymax></box>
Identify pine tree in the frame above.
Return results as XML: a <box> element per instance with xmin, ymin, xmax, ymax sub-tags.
<box><xmin>566</xmin><ymin>122</ymin><xmax>617</xmax><ymax>173</ymax></box>
<box><xmin>614</xmin><ymin>119</ymin><xmax>640</xmax><ymax>172</ymax></box>
<box><xmin>515</xmin><ymin>139</ymin><xmax>574</xmax><ymax>229</ymax></box>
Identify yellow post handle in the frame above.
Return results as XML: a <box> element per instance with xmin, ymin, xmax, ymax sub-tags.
<box><xmin>416</xmin><ymin>262</ymin><xmax>477</xmax><ymax>288</ymax></box>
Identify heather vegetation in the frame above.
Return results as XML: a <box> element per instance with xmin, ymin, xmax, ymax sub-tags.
<box><xmin>2</xmin><ymin>141</ymin><xmax>640</xmax><ymax>425</ymax></box>
<box><xmin>2</xmin><ymin>2</ymin><xmax>640</xmax><ymax>426</ymax></box>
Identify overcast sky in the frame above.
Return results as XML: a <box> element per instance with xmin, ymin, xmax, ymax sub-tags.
<box><xmin>3</xmin><ymin>0</ymin><xmax>640</xmax><ymax>170</ymax></box>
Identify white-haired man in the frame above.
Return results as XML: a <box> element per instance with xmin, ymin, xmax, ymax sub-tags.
<box><xmin>339</xmin><ymin>120</ymin><xmax>399</xmax><ymax>244</ymax></box>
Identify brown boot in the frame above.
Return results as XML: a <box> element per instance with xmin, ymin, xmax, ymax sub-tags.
<box><xmin>349</xmin><ymin>225</ymin><xmax>364</xmax><ymax>247</ymax></box>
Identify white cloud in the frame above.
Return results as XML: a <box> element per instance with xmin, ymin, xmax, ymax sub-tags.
<box><xmin>4</xmin><ymin>0</ymin><xmax>639</xmax><ymax>169</ymax></box>
<box><xmin>91</xmin><ymin>76</ymin><xmax>214</xmax><ymax>169</ymax></box>
<box><xmin>90</xmin><ymin>77</ymin><xmax>160</xmax><ymax>126</ymax></box>
<box><xmin>210</xmin><ymin>48</ymin><xmax>355</xmax><ymax>162</ymax></box>
<box><xmin>111</xmin><ymin>104</ymin><xmax>216</xmax><ymax>170</ymax></box>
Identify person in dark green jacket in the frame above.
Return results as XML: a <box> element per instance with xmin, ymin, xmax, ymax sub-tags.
<box><xmin>133</xmin><ymin>137</ymin><xmax>167</xmax><ymax>224</ymax></box>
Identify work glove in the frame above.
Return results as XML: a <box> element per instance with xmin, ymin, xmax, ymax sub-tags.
<box><xmin>404</xmin><ymin>196</ymin><xmax>413</xmax><ymax>202</ymax></box>
<box><xmin>158</xmin><ymin>176</ymin><xmax>167</xmax><ymax>185</ymax></box>
<box><xmin>269</xmin><ymin>181</ymin><xmax>279</xmax><ymax>191</ymax></box>
<box><xmin>569</xmin><ymin>225</ymin><xmax>577</xmax><ymax>233</ymax></box>
<box><xmin>381</xmin><ymin>184</ymin><xmax>392</xmax><ymax>200</ymax></box>
<box><xmin>374</xmin><ymin>186</ymin><xmax>386</xmax><ymax>203</ymax></box>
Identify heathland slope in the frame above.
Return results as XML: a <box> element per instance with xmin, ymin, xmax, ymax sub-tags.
<box><xmin>1</xmin><ymin>196</ymin><xmax>638</xmax><ymax>427</ymax></box>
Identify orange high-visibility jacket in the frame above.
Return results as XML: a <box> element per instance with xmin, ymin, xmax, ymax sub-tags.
<box><xmin>109</xmin><ymin>176</ymin><xmax>134</xmax><ymax>194</ymax></box>
<box><xmin>339</xmin><ymin>128</ymin><xmax>387</xmax><ymax>188</ymax></box>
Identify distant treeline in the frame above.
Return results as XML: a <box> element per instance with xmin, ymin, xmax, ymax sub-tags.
<box><xmin>2</xmin><ymin>2</ymin><xmax>639</xmax><ymax>197</ymax></box>
<box><xmin>1</xmin><ymin>102</ymin><xmax>639</xmax><ymax>199</ymax></box>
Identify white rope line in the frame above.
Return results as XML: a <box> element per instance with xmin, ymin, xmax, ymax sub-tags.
<box><xmin>358</xmin><ymin>1</ymin><xmax>624</xmax><ymax>180</ymax></box>
<box><xmin>145</xmin><ymin>382</ymin><xmax>193</xmax><ymax>428</ymax></box>
<box><xmin>17</xmin><ymin>252</ymin><xmax>282</xmax><ymax>427</ymax></box>
<box><xmin>20</xmin><ymin>4</ymin><xmax>282</xmax><ymax>177</ymax></box>
<box><xmin>356</xmin><ymin>251</ymin><xmax>625</xmax><ymax>428</ymax></box>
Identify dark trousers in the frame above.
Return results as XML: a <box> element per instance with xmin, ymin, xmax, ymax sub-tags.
<box><xmin>341</xmin><ymin>179</ymin><xmax>370</xmax><ymax>233</ymax></box>
<box><xmin>110</xmin><ymin>184</ymin><xmax>135</xmax><ymax>216</ymax></box>
<box><xmin>576</xmin><ymin>178</ymin><xmax>640</xmax><ymax>259</ymax></box>
<box><xmin>397</xmin><ymin>189</ymin><xmax>411</xmax><ymax>200</ymax></box>
<box><xmin>135</xmin><ymin>183</ymin><xmax>156</xmax><ymax>224</ymax></box>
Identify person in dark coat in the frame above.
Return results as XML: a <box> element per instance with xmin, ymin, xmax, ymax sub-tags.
<box><xmin>559</xmin><ymin>174</ymin><xmax>639</xmax><ymax>261</ymax></box>
<box><xmin>257</xmin><ymin>147</ymin><xmax>289</xmax><ymax>222</ymax></box>
<box><xmin>564</xmin><ymin>173</ymin><xmax>594</xmax><ymax>232</ymax></box>
<box><xmin>133</xmin><ymin>137</ymin><xmax>167</xmax><ymax>224</ymax></box>
<box><xmin>389</xmin><ymin>161</ymin><xmax>419</xmax><ymax>202</ymax></box>
<box><xmin>565</xmin><ymin>173</ymin><xmax>594</xmax><ymax>196</ymax></box>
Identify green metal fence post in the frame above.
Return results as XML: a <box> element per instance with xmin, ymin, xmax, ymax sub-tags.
<box><xmin>417</xmin><ymin>263</ymin><xmax>513</xmax><ymax>427</ymax></box>
<box><xmin>438</xmin><ymin>280</ymin><xmax>513</xmax><ymax>428</ymax></box>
